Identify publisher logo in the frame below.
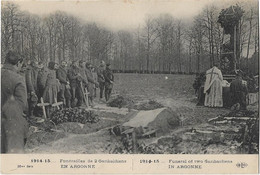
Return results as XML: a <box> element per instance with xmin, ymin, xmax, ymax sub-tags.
<box><xmin>236</xmin><ymin>162</ymin><xmax>248</xmax><ymax>168</ymax></box>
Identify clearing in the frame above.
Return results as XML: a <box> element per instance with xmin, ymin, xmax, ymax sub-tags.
<box><xmin>25</xmin><ymin>73</ymin><xmax>258</xmax><ymax>154</ymax></box>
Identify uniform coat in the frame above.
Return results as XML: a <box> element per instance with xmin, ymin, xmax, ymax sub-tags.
<box><xmin>1</xmin><ymin>64</ymin><xmax>28</xmax><ymax>111</ymax></box>
<box><xmin>56</xmin><ymin>66</ymin><xmax>71</xmax><ymax>107</ymax></box>
<box><xmin>97</xmin><ymin>65</ymin><xmax>106</xmax><ymax>98</ymax></box>
<box><xmin>79</xmin><ymin>66</ymin><xmax>88</xmax><ymax>85</ymax></box>
<box><xmin>25</xmin><ymin>65</ymin><xmax>39</xmax><ymax>93</ymax></box>
<box><xmin>1</xmin><ymin>64</ymin><xmax>28</xmax><ymax>153</ymax></box>
<box><xmin>42</xmin><ymin>69</ymin><xmax>59</xmax><ymax>104</ymax></box>
<box><xmin>230</xmin><ymin>77</ymin><xmax>248</xmax><ymax>110</ymax></box>
<box><xmin>103</xmin><ymin>68</ymin><xmax>114</xmax><ymax>101</ymax></box>
<box><xmin>25</xmin><ymin>65</ymin><xmax>39</xmax><ymax>116</ymax></box>
<box><xmin>85</xmin><ymin>68</ymin><xmax>96</xmax><ymax>98</ymax></box>
<box><xmin>37</xmin><ymin>67</ymin><xmax>49</xmax><ymax>98</ymax></box>
<box><xmin>68</xmin><ymin>66</ymin><xmax>80</xmax><ymax>86</ymax></box>
<box><xmin>67</xmin><ymin>66</ymin><xmax>83</xmax><ymax>106</ymax></box>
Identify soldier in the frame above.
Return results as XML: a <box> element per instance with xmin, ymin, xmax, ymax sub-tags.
<box><xmin>42</xmin><ymin>62</ymin><xmax>59</xmax><ymax>117</ymax></box>
<box><xmin>193</xmin><ymin>73</ymin><xmax>206</xmax><ymax>106</ymax></box>
<box><xmin>37</xmin><ymin>62</ymin><xmax>49</xmax><ymax>98</ymax></box>
<box><xmin>79</xmin><ymin>60</ymin><xmax>88</xmax><ymax>103</ymax></box>
<box><xmin>85</xmin><ymin>63</ymin><xmax>99</xmax><ymax>106</ymax></box>
<box><xmin>25</xmin><ymin>60</ymin><xmax>39</xmax><ymax>118</ymax></box>
<box><xmin>97</xmin><ymin>60</ymin><xmax>106</xmax><ymax>101</ymax></box>
<box><xmin>68</xmin><ymin>60</ymin><xmax>83</xmax><ymax>107</ymax></box>
<box><xmin>230</xmin><ymin>71</ymin><xmax>248</xmax><ymax>110</ymax></box>
<box><xmin>1</xmin><ymin>50</ymin><xmax>29</xmax><ymax>153</ymax></box>
<box><xmin>91</xmin><ymin>66</ymin><xmax>98</xmax><ymax>98</ymax></box>
<box><xmin>103</xmin><ymin>63</ymin><xmax>114</xmax><ymax>102</ymax></box>
<box><xmin>78</xmin><ymin>60</ymin><xmax>88</xmax><ymax>86</ymax></box>
<box><xmin>57</xmin><ymin>60</ymin><xmax>71</xmax><ymax>108</ymax></box>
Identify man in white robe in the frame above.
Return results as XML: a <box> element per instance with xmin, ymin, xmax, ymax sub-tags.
<box><xmin>204</xmin><ymin>65</ymin><xmax>223</xmax><ymax>107</ymax></box>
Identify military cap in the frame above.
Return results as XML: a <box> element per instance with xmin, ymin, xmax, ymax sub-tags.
<box><xmin>5</xmin><ymin>50</ymin><xmax>22</xmax><ymax>65</ymax></box>
<box><xmin>85</xmin><ymin>62</ymin><xmax>91</xmax><ymax>67</ymax></box>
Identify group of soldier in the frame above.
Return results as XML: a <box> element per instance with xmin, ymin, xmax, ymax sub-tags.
<box><xmin>1</xmin><ymin>50</ymin><xmax>114</xmax><ymax>153</ymax></box>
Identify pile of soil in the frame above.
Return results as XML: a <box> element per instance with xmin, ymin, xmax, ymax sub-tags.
<box><xmin>113</xmin><ymin>125</ymin><xmax>243</xmax><ymax>154</ymax></box>
<box><xmin>133</xmin><ymin>100</ymin><xmax>164</xmax><ymax>110</ymax></box>
<box><xmin>25</xmin><ymin>108</ymin><xmax>131</xmax><ymax>153</ymax></box>
<box><xmin>56</xmin><ymin>119</ymin><xmax>120</xmax><ymax>134</ymax></box>
<box><xmin>114</xmin><ymin>108</ymin><xmax>259</xmax><ymax>154</ymax></box>
<box><xmin>51</xmin><ymin>108</ymin><xmax>100</xmax><ymax>125</ymax></box>
<box><xmin>123</xmin><ymin>108</ymin><xmax>180</xmax><ymax>136</ymax></box>
<box><xmin>25</xmin><ymin>131</ymin><xmax>67</xmax><ymax>150</ymax></box>
<box><xmin>107</xmin><ymin>95</ymin><xmax>134</xmax><ymax>108</ymax></box>
<box><xmin>224</xmin><ymin>109</ymin><xmax>258</xmax><ymax>118</ymax></box>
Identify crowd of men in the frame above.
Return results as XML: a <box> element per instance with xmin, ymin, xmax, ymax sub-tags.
<box><xmin>1</xmin><ymin>50</ymin><xmax>114</xmax><ymax>153</ymax></box>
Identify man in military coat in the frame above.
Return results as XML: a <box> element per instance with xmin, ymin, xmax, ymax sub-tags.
<box><xmin>25</xmin><ymin>60</ymin><xmax>39</xmax><ymax>117</ymax></box>
<box><xmin>68</xmin><ymin>60</ymin><xmax>83</xmax><ymax>107</ymax></box>
<box><xmin>103</xmin><ymin>63</ymin><xmax>114</xmax><ymax>102</ymax></box>
<box><xmin>1</xmin><ymin>50</ymin><xmax>29</xmax><ymax>153</ymax></box>
<box><xmin>57</xmin><ymin>60</ymin><xmax>71</xmax><ymax>108</ymax></box>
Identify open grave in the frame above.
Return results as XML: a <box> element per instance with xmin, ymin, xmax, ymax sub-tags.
<box><xmin>25</xmin><ymin>92</ymin><xmax>258</xmax><ymax>154</ymax></box>
<box><xmin>111</xmin><ymin>105</ymin><xmax>259</xmax><ymax>154</ymax></box>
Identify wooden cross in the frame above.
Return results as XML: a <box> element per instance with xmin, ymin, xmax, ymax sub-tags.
<box><xmin>80</xmin><ymin>82</ymin><xmax>89</xmax><ymax>108</ymax></box>
<box><xmin>37</xmin><ymin>97</ymin><xmax>49</xmax><ymax>119</ymax></box>
<box><xmin>51</xmin><ymin>98</ymin><xmax>63</xmax><ymax>110</ymax></box>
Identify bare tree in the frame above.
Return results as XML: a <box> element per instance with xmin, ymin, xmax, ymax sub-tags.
<box><xmin>1</xmin><ymin>2</ymin><xmax>22</xmax><ymax>60</ymax></box>
<box><xmin>143</xmin><ymin>15</ymin><xmax>159</xmax><ymax>73</ymax></box>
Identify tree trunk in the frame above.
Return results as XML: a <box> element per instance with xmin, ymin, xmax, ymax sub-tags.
<box><xmin>246</xmin><ymin>10</ymin><xmax>253</xmax><ymax>73</ymax></box>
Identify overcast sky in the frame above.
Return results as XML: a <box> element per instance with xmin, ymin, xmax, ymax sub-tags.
<box><xmin>7</xmin><ymin>0</ymin><xmax>257</xmax><ymax>31</ymax></box>
<box><xmin>13</xmin><ymin>0</ymin><xmax>215</xmax><ymax>31</ymax></box>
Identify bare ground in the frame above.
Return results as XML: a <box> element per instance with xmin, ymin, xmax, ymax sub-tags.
<box><xmin>25</xmin><ymin>73</ymin><xmax>258</xmax><ymax>154</ymax></box>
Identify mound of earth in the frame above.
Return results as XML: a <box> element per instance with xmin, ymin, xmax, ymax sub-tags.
<box><xmin>107</xmin><ymin>95</ymin><xmax>134</xmax><ymax>108</ymax></box>
<box><xmin>224</xmin><ymin>109</ymin><xmax>258</xmax><ymax>118</ymax></box>
<box><xmin>51</xmin><ymin>108</ymin><xmax>100</xmax><ymax>125</ymax></box>
<box><xmin>55</xmin><ymin>110</ymin><xmax>129</xmax><ymax>134</ymax></box>
<box><xmin>25</xmin><ymin>131</ymin><xmax>67</xmax><ymax>150</ymax></box>
<box><xmin>56</xmin><ymin>120</ymin><xmax>120</xmax><ymax>134</ymax></box>
<box><xmin>133</xmin><ymin>100</ymin><xmax>164</xmax><ymax>110</ymax></box>
<box><xmin>123</xmin><ymin>107</ymin><xmax>180</xmax><ymax>136</ymax></box>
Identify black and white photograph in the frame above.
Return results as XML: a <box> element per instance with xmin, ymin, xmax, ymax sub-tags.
<box><xmin>1</xmin><ymin>0</ymin><xmax>259</xmax><ymax>159</ymax></box>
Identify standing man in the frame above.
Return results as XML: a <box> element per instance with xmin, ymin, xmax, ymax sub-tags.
<box><xmin>68</xmin><ymin>60</ymin><xmax>83</xmax><ymax>107</ymax></box>
<box><xmin>204</xmin><ymin>63</ymin><xmax>223</xmax><ymax>107</ymax></box>
<box><xmin>85</xmin><ymin>63</ymin><xmax>99</xmax><ymax>106</ymax></box>
<box><xmin>230</xmin><ymin>71</ymin><xmax>248</xmax><ymax>110</ymax></box>
<box><xmin>78</xmin><ymin>60</ymin><xmax>88</xmax><ymax>86</ymax></box>
<box><xmin>57</xmin><ymin>60</ymin><xmax>71</xmax><ymax>108</ymax></box>
<box><xmin>42</xmin><ymin>62</ymin><xmax>60</xmax><ymax>117</ymax></box>
<box><xmin>92</xmin><ymin>66</ymin><xmax>98</xmax><ymax>98</ymax></box>
<box><xmin>37</xmin><ymin>62</ymin><xmax>48</xmax><ymax>98</ymax></box>
<box><xmin>97</xmin><ymin>60</ymin><xmax>106</xmax><ymax>101</ymax></box>
<box><xmin>1</xmin><ymin>50</ymin><xmax>28</xmax><ymax>153</ymax></box>
<box><xmin>25</xmin><ymin>61</ymin><xmax>39</xmax><ymax>118</ymax></box>
<box><xmin>193</xmin><ymin>73</ymin><xmax>206</xmax><ymax>106</ymax></box>
<box><xmin>78</xmin><ymin>60</ymin><xmax>89</xmax><ymax>106</ymax></box>
<box><xmin>103</xmin><ymin>63</ymin><xmax>114</xmax><ymax>102</ymax></box>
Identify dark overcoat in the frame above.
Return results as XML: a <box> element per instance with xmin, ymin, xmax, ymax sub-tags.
<box><xmin>1</xmin><ymin>64</ymin><xmax>28</xmax><ymax>153</ymax></box>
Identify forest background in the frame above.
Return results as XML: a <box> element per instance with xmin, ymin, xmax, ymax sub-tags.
<box><xmin>1</xmin><ymin>0</ymin><xmax>259</xmax><ymax>74</ymax></box>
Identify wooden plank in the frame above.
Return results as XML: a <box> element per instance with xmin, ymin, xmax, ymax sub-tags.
<box><xmin>142</xmin><ymin>129</ymin><xmax>157</xmax><ymax>137</ymax></box>
<box><xmin>224</xmin><ymin>117</ymin><xmax>257</xmax><ymax>120</ymax></box>
<box><xmin>122</xmin><ymin>128</ymin><xmax>134</xmax><ymax>134</ymax></box>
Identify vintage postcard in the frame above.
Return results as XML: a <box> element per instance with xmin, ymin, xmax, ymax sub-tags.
<box><xmin>0</xmin><ymin>0</ymin><xmax>259</xmax><ymax>174</ymax></box>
